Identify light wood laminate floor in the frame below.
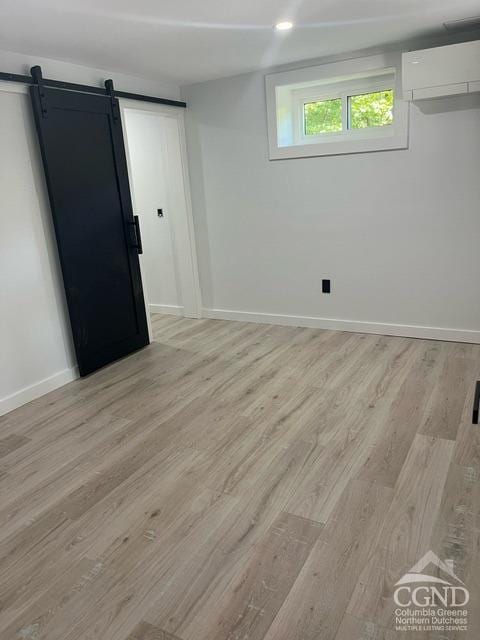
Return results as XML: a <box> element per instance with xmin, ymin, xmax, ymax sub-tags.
<box><xmin>0</xmin><ymin>314</ymin><xmax>479</xmax><ymax>640</ymax></box>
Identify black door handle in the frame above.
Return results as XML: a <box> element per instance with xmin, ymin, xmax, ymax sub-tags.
<box><xmin>130</xmin><ymin>215</ymin><xmax>143</xmax><ymax>254</ymax></box>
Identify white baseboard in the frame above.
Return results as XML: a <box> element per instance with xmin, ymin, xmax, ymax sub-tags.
<box><xmin>203</xmin><ymin>308</ymin><xmax>480</xmax><ymax>344</ymax></box>
<box><xmin>150</xmin><ymin>304</ymin><xmax>184</xmax><ymax>316</ymax></box>
<box><xmin>0</xmin><ymin>366</ymin><xmax>79</xmax><ymax>417</ymax></box>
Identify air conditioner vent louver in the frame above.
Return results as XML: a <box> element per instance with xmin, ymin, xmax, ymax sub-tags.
<box><xmin>443</xmin><ymin>16</ymin><xmax>480</xmax><ymax>34</ymax></box>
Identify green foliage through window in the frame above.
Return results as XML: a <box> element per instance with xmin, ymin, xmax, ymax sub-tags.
<box><xmin>349</xmin><ymin>90</ymin><xmax>394</xmax><ymax>129</ymax></box>
<box><xmin>303</xmin><ymin>90</ymin><xmax>394</xmax><ymax>137</ymax></box>
<box><xmin>304</xmin><ymin>99</ymin><xmax>342</xmax><ymax>135</ymax></box>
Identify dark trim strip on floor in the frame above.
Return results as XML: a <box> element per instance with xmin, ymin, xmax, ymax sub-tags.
<box><xmin>472</xmin><ymin>381</ymin><xmax>480</xmax><ymax>424</ymax></box>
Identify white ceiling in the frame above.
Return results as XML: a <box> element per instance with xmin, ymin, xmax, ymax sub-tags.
<box><xmin>0</xmin><ymin>0</ymin><xmax>479</xmax><ymax>85</ymax></box>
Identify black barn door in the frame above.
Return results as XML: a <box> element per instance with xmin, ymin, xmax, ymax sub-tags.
<box><xmin>30</xmin><ymin>82</ymin><xmax>149</xmax><ymax>376</ymax></box>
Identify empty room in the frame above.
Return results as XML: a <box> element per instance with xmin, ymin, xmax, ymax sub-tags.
<box><xmin>1</xmin><ymin>1</ymin><xmax>480</xmax><ymax>639</ymax></box>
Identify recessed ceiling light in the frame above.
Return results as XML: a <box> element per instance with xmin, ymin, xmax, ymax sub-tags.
<box><xmin>275</xmin><ymin>21</ymin><xmax>293</xmax><ymax>31</ymax></box>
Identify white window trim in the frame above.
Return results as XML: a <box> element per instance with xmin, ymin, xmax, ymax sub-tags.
<box><xmin>265</xmin><ymin>52</ymin><xmax>409</xmax><ymax>160</ymax></box>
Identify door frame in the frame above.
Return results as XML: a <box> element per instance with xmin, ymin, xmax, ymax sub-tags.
<box><xmin>119</xmin><ymin>99</ymin><xmax>202</xmax><ymax>327</ymax></box>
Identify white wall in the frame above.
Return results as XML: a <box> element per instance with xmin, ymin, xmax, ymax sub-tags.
<box><xmin>0</xmin><ymin>48</ymin><xmax>180</xmax><ymax>100</ymax></box>
<box><xmin>0</xmin><ymin>51</ymin><xmax>179</xmax><ymax>416</ymax></box>
<box><xmin>0</xmin><ymin>85</ymin><xmax>77</xmax><ymax>414</ymax></box>
<box><xmin>182</xmin><ymin>58</ymin><xmax>480</xmax><ymax>342</ymax></box>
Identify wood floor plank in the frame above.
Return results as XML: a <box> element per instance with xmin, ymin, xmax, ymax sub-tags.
<box><xmin>419</xmin><ymin>344</ymin><xmax>477</xmax><ymax>441</ymax></box>
<box><xmin>346</xmin><ymin>434</ymin><xmax>455</xmax><ymax>631</ymax></box>
<box><xmin>0</xmin><ymin>447</ymin><xmax>207</xmax><ymax>631</ymax></box>
<box><xmin>2</xmin><ymin>557</ymin><xmax>103</xmax><ymax>640</ymax></box>
<box><xmin>285</xmin><ymin>337</ymin><xmax>416</xmax><ymax>522</ymax></box>
<box><xmin>125</xmin><ymin>622</ymin><xmax>182</xmax><ymax>640</ymax></box>
<box><xmin>0</xmin><ymin>415</ymin><xmax>143</xmax><ymax>540</ymax></box>
<box><xmin>262</xmin><ymin>480</ymin><xmax>393</xmax><ymax>640</ymax></box>
<box><xmin>5</xmin><ymin>486</ymin><xmax>235</xmax><ymax>640</ymax></box>
<box><xmin>430</xmin><ymin>462</ymin><xmax>480</xmax><ymax>583</ymax></box>
<box><xmin>334</xmin><ymin>614</ymin><xmax>388</xmax><ymax>640</ymax></box>
<box><xmin>142</xmin><ymin>440</ymin><xmax>318</xmax><ymax>639</ymax></box>
<box><xmin>183</xmin><ymin>512</ymin><xmax>322</xmax><ymax>640</ymax></box>
<box><xmin>358</xmin><ymin>341</ymin><xmax>442</xmax><ymax>487</ymax></box>
<box><xmin>465</xmin><ymin>559</ymin><xmax>480</xmax><ymax>639</ymax></box>
<box><xmin>0</xmin><ymin>434</ymin><xmax>30</xmax><ymax>459</ymax></box>
<box><xmin>0</xmin><ymin>415</ymin><xmax>135</xmax><ymax>544</ymax></box>
<box><xmin>0</xmin><ymin>315</ymin><xmax>477</xmax><ymax>640</ymax></box>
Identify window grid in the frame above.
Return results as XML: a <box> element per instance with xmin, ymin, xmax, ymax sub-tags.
<box><xmin>302</xmin><ymin>89</ymin><xmax>394</xmax><ymax>138</ymax></box>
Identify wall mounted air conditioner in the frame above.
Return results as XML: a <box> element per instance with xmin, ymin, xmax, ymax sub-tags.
<box><xmin>402</xmin><ymin>40</ymin><xmax>480</xmax><ymax>100</ymax></box>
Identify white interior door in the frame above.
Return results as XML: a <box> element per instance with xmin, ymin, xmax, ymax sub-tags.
<box><xmin>121</xmin><ymin>103</ymin><xmax>201</xmax><ymax>322</ymax></box>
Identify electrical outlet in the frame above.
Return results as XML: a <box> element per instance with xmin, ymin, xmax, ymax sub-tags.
<box><xmin>322</xmin><ymin>279</ymin><xmax>331</xmax><ymax>294</ymax></box>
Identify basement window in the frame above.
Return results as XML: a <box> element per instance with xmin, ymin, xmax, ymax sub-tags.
<box><xmin>265</xmin><ymin>54</ymin><xmax>409</xmax><ymax>159</ymax></box>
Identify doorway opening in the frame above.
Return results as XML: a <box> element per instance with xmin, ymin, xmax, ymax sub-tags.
<box><xmin>121</xmin><ymin>100</ymin><xmax>201</xmax><ymax>340</ymax></box>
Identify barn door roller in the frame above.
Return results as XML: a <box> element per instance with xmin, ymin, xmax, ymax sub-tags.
<box><xmin>31</xmin><ymin>65</ymin><xmax>48</xmax><ymax>118</ymax></box>
<box><xmin>104</xmin><ymin>78</ymin><xmax>120</xmax><ymax>122</ymax></box>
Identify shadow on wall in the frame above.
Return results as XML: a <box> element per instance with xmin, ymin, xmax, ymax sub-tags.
<box><xmin>415</xmin><ymin>93</ymin><xmax>480</xmax><ymax>115</ymax></box>
<box><xmin>182</xmin><ymin>107</ymin><xmax>215</xmax><ymax>309</ymax></box>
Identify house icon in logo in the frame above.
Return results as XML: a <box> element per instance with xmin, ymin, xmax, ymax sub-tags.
<box><xmin>395</xmin><ymin>550</ymin><xmax>464</xmax><ymax>587</ymax></box>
